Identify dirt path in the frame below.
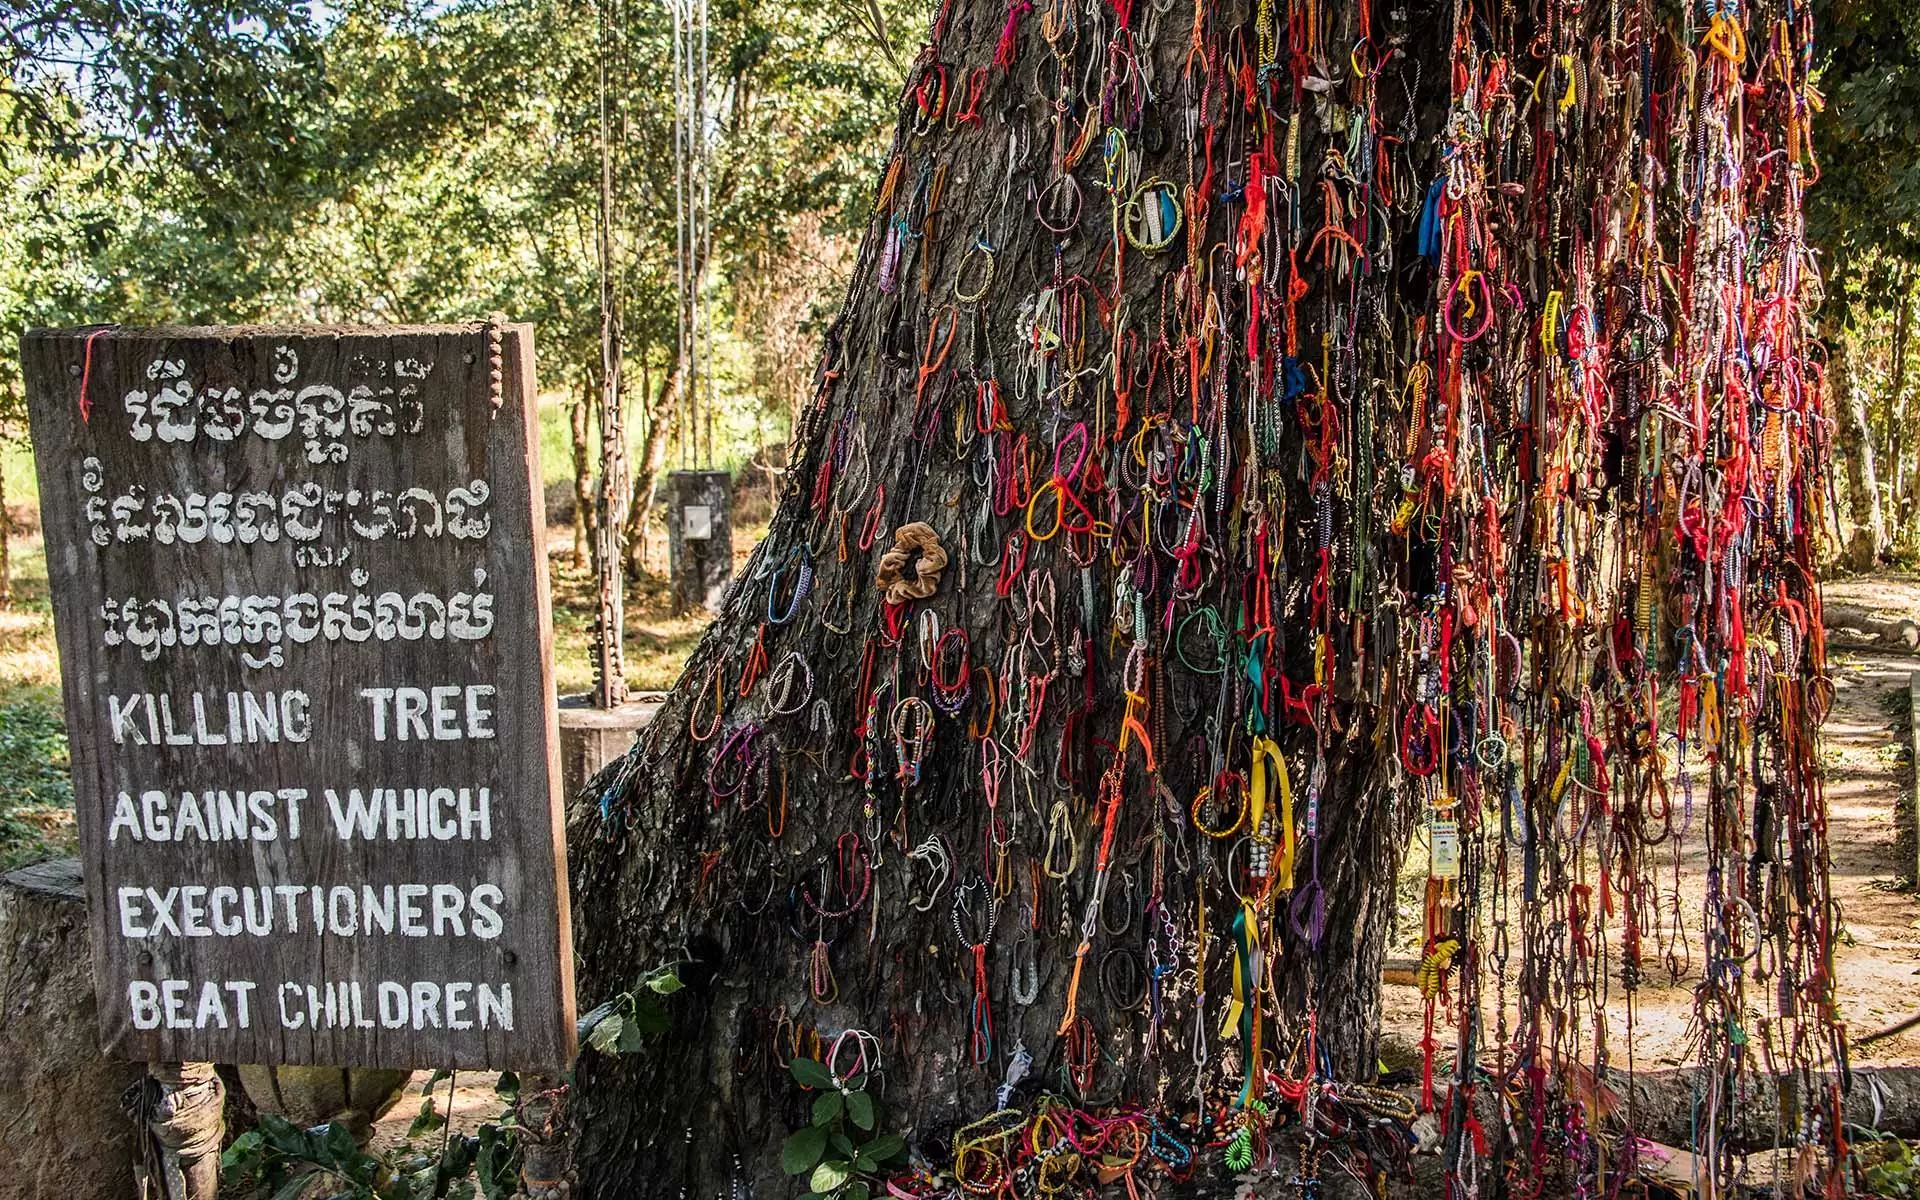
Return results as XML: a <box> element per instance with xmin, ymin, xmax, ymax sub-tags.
<box><xmin>1383</xmin><ymin>577</ymin><xmax>1920</xmax><ymax>1074</ymax></box>
<box><xmin>1819</xmin><ymin>639</ymin><xmax>1920</xmax><ymax>1062</ymax></box>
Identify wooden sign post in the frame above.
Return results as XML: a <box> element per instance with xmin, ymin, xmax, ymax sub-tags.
<box><xmin>22</xmin><ymin>324</ymin><xmax>575</xmax><ymax>1071</ymax></box>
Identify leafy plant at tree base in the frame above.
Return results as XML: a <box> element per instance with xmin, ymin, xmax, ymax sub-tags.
<box><xmin>221</xmin><ymin>1075</ymin><xmax>523</xmax><ymax>1200</ymax></box>
<box><xmin>1851</xmin><ymin>1127</ymin><xmax>1920</xmax><ymax>1197</ymax></box>
<box><xmin>221</xmin><ymin>1111</ymin><xmax>495</xmax><ymax>1200</ymax></box>
<box><xmin>220</xmin><ymin>965</ymin><xmax>682</xmax><ymax>1198</ymax></box>
<box><xmin>780</xmin><ymin>1056</ymin><xmax>907</xmax><ymax>1200</ymax></box>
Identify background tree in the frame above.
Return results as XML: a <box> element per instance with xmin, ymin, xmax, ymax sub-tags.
<box><xmin>0</xmin><ymin>0</ymin><xmax>920</xmax><ymax>605</ymax></box>
<box><xmin>0</xmin><ymin>0</ymin><xmax>324</xmax><ymax>607</ymax></box>
<box><xmin>1808</xmin><ymin>0</ymin><xmax>1920</xmax><ymax>565</ymax></box>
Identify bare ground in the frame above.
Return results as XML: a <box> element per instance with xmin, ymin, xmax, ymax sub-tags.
<box><xmin>1384</xmin><ymin>577</ymin><xmax>1920</xmax><ymax>1078</ymax></box>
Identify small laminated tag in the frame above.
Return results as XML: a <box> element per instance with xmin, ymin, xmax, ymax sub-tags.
<box><xmin>1430</xmin><ymin>818</ymin><xmax>1461</xmax><ymax>880</ymax></box>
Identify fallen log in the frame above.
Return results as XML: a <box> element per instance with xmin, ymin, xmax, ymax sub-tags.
<box><xmin>1598</xmin><ymin>1065</ymin><xmax>1920</xmax><ymax>1150</ymax></box>
<box><xmin>1377</xmin><ymin>1025</ymin><xmax>1920</xmax><ymax>1152</ymax></box>
<box><xmin>1821</xmin><ymin>601</ymin><xmax>1920</xmax><ymax>650</ymax></box>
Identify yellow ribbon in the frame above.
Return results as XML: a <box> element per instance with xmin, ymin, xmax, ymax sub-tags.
<box><xmin>1250</xmin><ymin>735</ymin><xmax>1295</xmax><ymax>893</ymax></box>
<box><xmin>1219</xmin><ymin>897</ymin><xmax>1259</xmax><ymax>1040</ymax></box>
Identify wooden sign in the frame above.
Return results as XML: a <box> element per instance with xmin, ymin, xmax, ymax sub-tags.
<box><xmin>21</xmin><ymin>324</ymin><xmax>575</xmax><ymax>1070</ymax></box>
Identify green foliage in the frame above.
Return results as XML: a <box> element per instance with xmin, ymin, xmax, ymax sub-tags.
<box><xmin>0</xmin><ymin>699</ymin><xmax>74</xmax><ymax>868</ymax></box>
<box><xmin>1</xmin><ymin>0</ymin><xmax>325</xmax><ymax>190</ymax></box>
<box><xmin>1851</xmin><ymin>1127</ymin><xmax>1920</xmax><ymax>1197</ymax></box>
<box><xmin>1812</xmin><ymin>0</ymin><xmax>1920</xmax><ymax>310</ymax></box>
<box><xmin>0</xmin><ymin>700</ymin><xmax>70</xmax><ymax>811</ymax></box>
<box><xmin>576</xmin><ymin>963</ymin><xmax>682</xmax><ymax>1056</ymax></box>
<box><xmin>0</xmin><ymin>96</ymin><xmax>124</xmax><ymax>426</ymax></box>
<box><xmin>219</xmin><ymin>1108</ymin><xmax>519</xmax><ymax>1200</ymax></box>
<box><xmin>779</xmin><ymin>1056</ymin><xmax>907</xmax><ymax>1199</ymax></box>
<box><xmin>0</xmin><ymin>0</ymin><xmax>932</xmax><ymax>469</ymax></box>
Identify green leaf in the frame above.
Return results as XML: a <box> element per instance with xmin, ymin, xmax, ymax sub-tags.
<box><xmin>586</xmin><ymin>1011</ymin><xmax>626</xmax><ymax>1054</ymax></box>
<box><xmin>810</xmin><ymin>1160</ymin><xmax>851</xmax><ymax>1193</ymax></box>
<box><xmin>259</xmin><ymin>1113</ymin><xmax>308</xmax><ymax>1157</ymax></box>
<box><xmin>631</xmin><ymin>1000</ymin><xmax>671</xmax><ymax>1036</ymax></box>
<box><xmin>475</xmin><ymin>1122</ymin><xmax>521</xmax><ymax>1200</ymax></box>
<box><xmin>829</xmin><ymin>1131</ymin><xmax>857</xmax><ymax>1159</ymax></box>
<box><xmin>408</xmin><ymin>1097</ymin><xmax>446</xmax><ymax>1139</ymax></box>
<box><xmin>577</xmin><ymin>1000</ymin><xmax>616</xmax><ymax>1043</ymax></box>
<box><xmin>219</xmin><ymin>1130</ymin><xmax>263</xmax><ymax>1170</ymax></box>
<box><xmin>615</xmin><ymin>1015</ymin><xmax>648</xmax><ymax>1053</ymax></box>
<box><xmin>438</xmin><ymin>1134</ymin><xmax>478</xmax><ymax>1179</ymax></box>
<box><xmin>846</xmin><ymin>1090</ymin><xmax>875</xmax><ymax>1131</ymax></box>
<box><xmin>643</xmin><ymin>967</ymin><xmax>684</xmax><ymax>994</ymax></box>
<box><xmin>789</xmin><ymin>1057</ymin><xmax>835</xmax><ymax>1089</ymax></box>
<box><xmin>845</xmin><ymin>1183</ymin><xmax>871</xmax><ymax>1200</ymax></box>
<box><xmin>782</xmin><ymin>1126</ymin><xmax>828</xmax><ymax>1175</ymax></box>
<box><xmin>863</xmin><ymin>1134</ymin><xmax>906</xmax><ymax>1164</ymax></box>
<box><xmin>320</xmin><ymin>1120</ymin><xmax>359</xmax><ymax>1168</ymax></box>
<box><xmin>812</xmin><ymin>1090</ymin><xmax>845</xmax><ymax>1126</ymax></box>
<box><xmin>494</xmin><ymin>1071</ymin><xmax>520</xmax><ymax>1102</ymax></box>
<box><xmin>270</xmin><ymin>1176</ymin><xmax>315</xmax><ymax>1200</ymax></box>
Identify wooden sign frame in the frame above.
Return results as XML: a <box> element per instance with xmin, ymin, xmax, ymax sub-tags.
<box><xmin>22</xmin><ymin>324</ymin><xmax>575</xmax><ymax>1070</ymax></box>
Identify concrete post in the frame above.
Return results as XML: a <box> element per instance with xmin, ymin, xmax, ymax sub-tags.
<box><xmin>664</xmin><ymin>469</ymin><xmax>733</xmax><ymax>615</ymax></box>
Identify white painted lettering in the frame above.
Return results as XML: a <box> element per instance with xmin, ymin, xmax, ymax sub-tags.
<box><xmin>108</xmin><ymin>792</ymin><xmax>141</xmax><ymax>842</ymax></box>
<box><xmin>395</xmin><ymin>688</ymin><xmax>430</xmax><ymax>740</ymax></box>
<box><xmin>465</xmin><ymin>686</ymin><xmax>495</xmax><ymax>738</ymax></box>
<box><xmin>410</xmin><ymin>981</ymin><xmax>441</xmax><ymax>1029</ymax></box>
<box><xmin>478</xmin><ymin>984</ymin><xmax>513</xmax><ymax>1030</ymax></box>
<box><xmin>360</xmin><ymin>687</ymin><xmax>394</xmax><ymax>739</ymax></box>
<box><xmin>128</xmin><ymin>981</ymin><xmax>162</xmax><ymax>1029</ymax></box>
<box><xmin>430</xmin><ymin>685</ymin><xmax>462</xmax><ymax>739</ymax></box>
<box><xmin>109</xmin><ymin>693</ymin><xmax>147</xmax><ymax>745</ymax></box>
<box><xmin>162</xmin><ymin>979</ymin><xmax>192</xmax><ymax>1029</ymax></box>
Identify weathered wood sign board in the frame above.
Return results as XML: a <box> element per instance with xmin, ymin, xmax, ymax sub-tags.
<box><xmin>22</xmin><ymin>324</ymin><xmax>574</xmax><ymax>1069</ymax></box>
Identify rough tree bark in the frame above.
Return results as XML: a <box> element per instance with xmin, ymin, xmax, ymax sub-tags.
<box><xmin>624</xmin><ymin>352</ymin><xmax>680</xmax><ymax>580</ymax></box>
<box><xmin>1889</xmin><ymin>287</ymin><xmax>1912</xmax><ymax>533</ymax></box>
<box><xmin>571</xmin><ymin>384</ymin><xmax>597</xmax><ymax>570</ymax></box>
<box><xmin>1828</xmin><ymin>320</ymin><xmax>1887</xmax><ymax>569</ymax></box>
<box><xmin>564</xmin><ymin>2</ymin><xmax>1452</xmax><ymax>1195</ymax></box>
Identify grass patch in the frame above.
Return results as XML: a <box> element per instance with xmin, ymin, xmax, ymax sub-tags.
<box><xmin>0</xmin><ymin>700</ymin><xmax>76</xmax><ymax>869</ymax></box>
<box><xmin>0</xmin><ymin>532</ymin><xmax>76</xmax><ymax>868</ymax></box>
<box><xmin>547</xmin><ymin>533</ymin><xmax>711</xmax><ymax>697</ymax></box>
<box><xmin>3</xmin><ymin>434</ymin><xmax>40</xmax><ymax>512</ymax></box>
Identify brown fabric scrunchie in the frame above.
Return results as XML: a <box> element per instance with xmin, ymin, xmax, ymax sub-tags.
<box><xmin>874</xmin><ymin>521</ymin><xmax>948</xmax><ymax>604</ymax></box>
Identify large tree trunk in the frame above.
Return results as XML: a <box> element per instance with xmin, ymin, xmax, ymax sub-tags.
<box><xmin>567</xmin><ymin>3</ymin><xmax>1438</xmax><ymax>1193</ymax></box>
<box><xmin>1889</xmin><ymin>288</ymin><xmax>1913</xmax><ymax>537</ymax></box>
<box><xmin>1830</xmin><ymin>321</ymin><xmax>1887</xmax><ymax>569</ymax></box>
<box><xmin>564</xmin><ymin>0</ymin><xmax>1833</xmax><ymax>1195</ymax></box>
<box><xmin>571</xmin><ymin>383</ymin><xmax>597</xmax><ymax>570</ymax></box>
<box><xmin>624</xmin><ymin>351</ymin><xmax>679</xmax><ymax>580</ymax></box>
